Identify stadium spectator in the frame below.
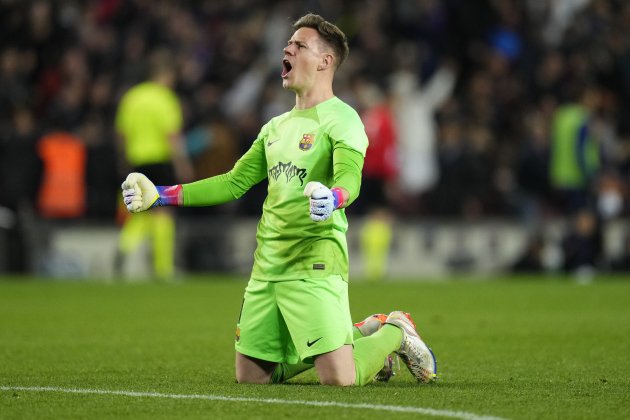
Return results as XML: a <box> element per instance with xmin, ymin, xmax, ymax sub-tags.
<box><xmin>0</xmin><ymin>106</ymin><xmax>43</xmax><ymax>272</ymax></box>
<box><xmin>0</xmin><ymin>47</ymin><xmax>32</xmax><ymax>120</ymax></box>
<box><xmin>549</xmin><ymin>84</ymin><xmax>602</xmax><ymax>214</ymax></box>
<box><xmin>352</xmin><ymin>78</ymin><xmax>399</xmax><ymax>213</ymax></box>
<box><xmin>37</xmin><ymin>127</ymin><xmax>87</xmax><ymax>219</ymax></box>
<box><xmin>120</xmin><ymin>13</ymin><xmax>437</xmax><ymax>386</ymax></box>
<box><xmin>115</xmin><ymin>49</ymin><xmax>193</xmax><ymax>280</ymax></box>
<box><xmin>389</xmin><ymin>57</ymin><xmax>457</xmax><ymax>215</ymax></box>
<box><xmin>430</xmin><ymin>118</ymin><xmax>466</xmax><ymax>216</ymax></box>
<box><xmin>514</xmin><ymin>110</ymin><xmax>552</xmax><ymax>221</ymax></box>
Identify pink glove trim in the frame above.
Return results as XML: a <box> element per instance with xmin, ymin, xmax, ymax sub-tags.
<box><xmin>331</xmin><ymin>187</ymin><xmax>345</xmax><ymax>209</ymax></box>
<box><xmin>154</xmin><ymin>185</ymin><xmax>182</xmax><ymax>207</ymax></box>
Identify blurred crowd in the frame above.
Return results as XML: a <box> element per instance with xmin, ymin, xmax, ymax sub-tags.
<box><xmin>1</xmin><ymin>0</ymin><xmax>630</xmax><ymax>273</ymax></box>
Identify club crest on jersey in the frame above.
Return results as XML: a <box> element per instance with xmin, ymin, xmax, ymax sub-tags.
<box><xmin>299</xmin><ymin>133</ymin><xmax>315</xmax><ymax>151</ymax></box>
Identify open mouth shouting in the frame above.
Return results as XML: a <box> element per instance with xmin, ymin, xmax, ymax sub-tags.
<box><xmin>281</xmin><ymin>59</ymin><xmax>293</xmax><ymax>79</ymax></box>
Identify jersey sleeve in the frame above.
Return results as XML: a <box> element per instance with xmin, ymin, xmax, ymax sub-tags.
<box><xmin>183</xmin><ymin>129</ymin><xmax>268</xmax><ymax>206</ymax></box>
<box><xmin>333</xmin><ymin>145</ymin><xmax>364</xmax><ymax>206</ymax></box>
<box><xmin>328</xmin><ymin>105</ymin><xmax>368</xmax><ymax>206</ymax></box>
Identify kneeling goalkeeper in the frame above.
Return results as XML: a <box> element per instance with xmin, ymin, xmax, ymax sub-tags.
<box><xmin>122</xmin><ymin>13</ymin><xmax>436</xmax><ymax>386</ymax></box>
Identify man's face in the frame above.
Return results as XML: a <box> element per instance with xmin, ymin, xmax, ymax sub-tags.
<box><xmin>281</xmin><ymin>27</ymin><xmax>328</xmax><ymax>92</ymax></box>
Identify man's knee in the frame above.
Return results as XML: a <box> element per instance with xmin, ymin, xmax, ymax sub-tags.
<box><xmin>318</xmin><ymin>369</ymin><xmax>355</xmax><ymax>386</ymax></box>
<box><xmin>235</xmin><ymin>371</ymin><xmax>271</xmax><ymax>384</ymax></box>
<box><xmin>314</xmin><ymin>345</ymin><xmax>356</xmax><ymax>386</ymax></box>
<box><xmin>235</xmin><ymin>352</ymin><xmax>276</xmax><ymax>384</ymax></box>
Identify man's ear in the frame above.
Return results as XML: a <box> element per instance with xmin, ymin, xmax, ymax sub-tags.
<box><xmin>317</xmin><ymin>53</ymin><xmax>334</xmax><ymax>71</ymax></box>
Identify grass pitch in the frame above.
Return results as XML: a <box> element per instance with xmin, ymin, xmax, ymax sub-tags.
<box><xmin>1</xmin><ymin>276</ymin><xmax>629</xmax><ymax>419</ymax></box>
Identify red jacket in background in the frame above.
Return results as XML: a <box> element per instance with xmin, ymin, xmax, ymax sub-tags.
<box><xmin>361</xmin><ymin>104</ymin><xmax>398</xmax><ymax>181</ymax></box>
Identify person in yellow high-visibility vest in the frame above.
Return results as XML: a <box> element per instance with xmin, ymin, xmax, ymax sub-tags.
<box><xmin>550</xmin><ymin>84</ymin><xmax>601</xmax><ymax>214</ymax></box>
<box><xmin>115</xmin><ymin>49</ymin><xmax>192</xmax><ymax>280</ymax></box>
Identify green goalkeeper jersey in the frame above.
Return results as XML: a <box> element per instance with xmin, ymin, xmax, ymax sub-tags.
<box><xmin>183</xmin><ymin>96</ymin><xmax>368</xmax><ymax>281</ymax></box>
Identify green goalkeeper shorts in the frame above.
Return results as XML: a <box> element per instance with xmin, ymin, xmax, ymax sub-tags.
<box><xmin>235</xmin><ymin>275</ymin><xmax>353</xmax><ymax>364</ymax></box>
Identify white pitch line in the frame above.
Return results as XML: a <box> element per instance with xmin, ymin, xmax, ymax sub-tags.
<box><xmin>0</xmin><ymin>385</ymin><xmax>506</xmax><ymax>420</ymax></box>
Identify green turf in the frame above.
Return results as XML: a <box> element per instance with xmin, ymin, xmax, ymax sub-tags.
<box><xmin>1</xmin><ymin>276</ymin><xmax>629</xmax><ymax>419</ymax></box>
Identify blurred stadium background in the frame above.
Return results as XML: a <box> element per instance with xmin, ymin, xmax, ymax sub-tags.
<box><xmin>1</xmin><ymin>0</ymin><xmax>630</xmax><ymax>280</ymax></box>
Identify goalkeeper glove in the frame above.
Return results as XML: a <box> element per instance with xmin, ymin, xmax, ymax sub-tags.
<box><xmin>303</xmin><ymin>181</ymin><xmax>345</xmax><ymax>222</ymax></box>
<box><xmin>121</xmin><ymin>172</ymin><xmax>182</xmax><ymax>213</ymax></box>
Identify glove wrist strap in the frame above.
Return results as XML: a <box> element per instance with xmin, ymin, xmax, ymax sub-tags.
<box><xmin>331</xmin><ymin>187</ymin><xmax>345</xmax><ymax>209</ymax></box>
<box><xmin>154</xmin><ymin>185</ymin><xmax>182</xmax><ymax>207</ymax></box>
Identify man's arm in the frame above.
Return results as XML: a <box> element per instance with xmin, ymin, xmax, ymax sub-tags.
<box><xmin>183</xmin><ymin>137</ymin><xmax>267</xmax><ymax>206</ymax></box>
<box><xmin>122</xmin><ymin>138</ymin><xmax>267</xmax><ymax>212</ymax></box>
<box><xmin>303</xmin><ymin>144</ymin><xmax>364</xmax><ymax>222</ymax></box>
<box><xmin>332</xmin><ymin>144</ymin><xmax>364</xmax><ymax>208</ymax></box>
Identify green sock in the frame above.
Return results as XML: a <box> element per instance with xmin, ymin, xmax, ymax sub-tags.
<box><xmin>353</xmin><ymin>325</ymin><xmax>402</xmax><ymax>386</ymax></box>
<box><xmin>270</xmin><ymin>361</ymin><xmax>313</xmax><ymax>384</ymax></box>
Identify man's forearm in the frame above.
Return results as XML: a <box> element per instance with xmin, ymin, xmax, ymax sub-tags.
<box><xmin>182</xmin><ymin>173</ymin><xmax>241</xmax><ymax>206</ymax></box>
<box><xmin>333</xmin><ymin>146</ymin><xmax>364</xmax><ymax>208</ymax></box>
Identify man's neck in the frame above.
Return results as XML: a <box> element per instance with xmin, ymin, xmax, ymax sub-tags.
<box><xmin>294</xmin><ymin>85</ymin><xmax>334</xmax><ymax>110</ymax></box>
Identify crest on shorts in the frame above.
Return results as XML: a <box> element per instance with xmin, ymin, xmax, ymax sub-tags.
<box><xmin>299</xmin><ymin>133</ymin><xmax>315</xmax><ymax>151</ymax></box>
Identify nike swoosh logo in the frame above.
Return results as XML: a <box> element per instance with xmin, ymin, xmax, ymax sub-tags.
<box><xmin>307</xmin><ymin>337</ymin><xmax>323</xmax><ymax>347</ymax></box>
<box><xmin>267</xmin><ymin>138</ymin><xmax>281</xmax><ymax>147</ymax></box>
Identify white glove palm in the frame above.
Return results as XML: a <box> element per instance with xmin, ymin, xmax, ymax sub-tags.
<box><xmin>121</xmin><ymin>172</ymin><xmax>159</xmax><ymax>213</ymax></box>
<box><xmin>303</xmin><ymin>181</ymin><xmax>336</xmax><ymax>222</ymax></box>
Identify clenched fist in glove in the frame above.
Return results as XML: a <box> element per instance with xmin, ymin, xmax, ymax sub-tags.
<box><xmin>303</xmin><ymin>181</ymin><xmax>346</xmax><ymax>222</ymax></box>
<box><xmin>121</xmin><ymin>172</ymin><xmax>181</xmax><ymax>213</ymax></box>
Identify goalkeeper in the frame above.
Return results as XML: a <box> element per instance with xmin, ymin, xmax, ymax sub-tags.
<box><xmin>122</xmin><ymin>13</ymin><xmax>436</xmax><ymax>386</ymax></box>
